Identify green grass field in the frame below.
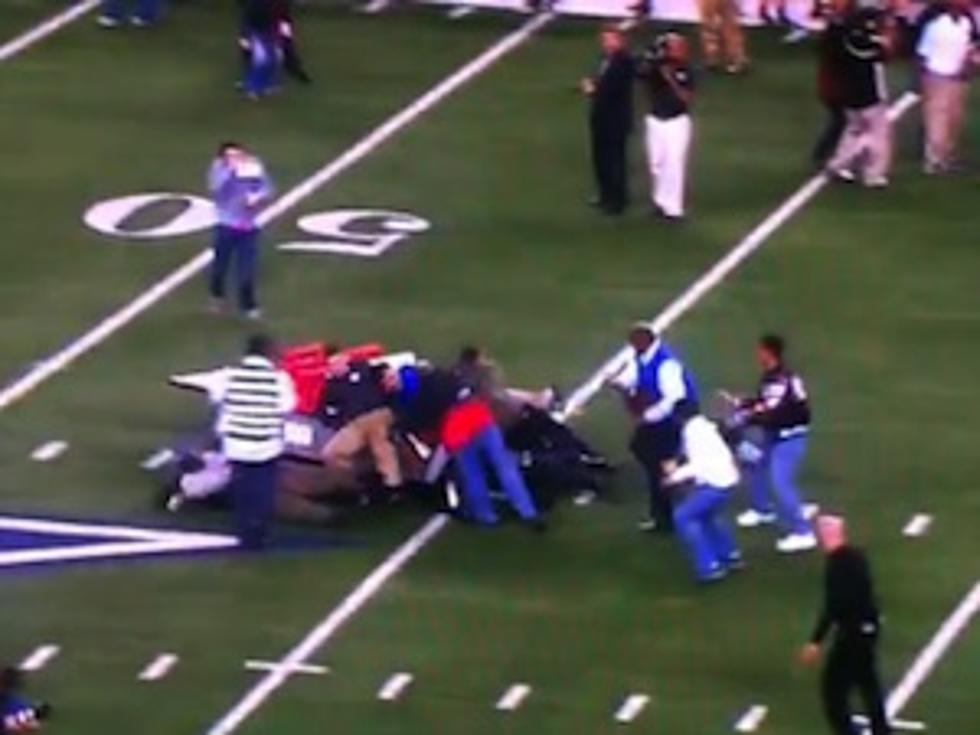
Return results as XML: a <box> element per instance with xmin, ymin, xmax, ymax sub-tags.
<box><xmin>0</xmin><ymin>2</ymin><xmax>977</xmax><ymax>734</ymax></box>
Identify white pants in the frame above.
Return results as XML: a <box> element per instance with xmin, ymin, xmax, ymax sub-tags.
<box><xmin>645</xmin><ymin>114</ymin><xmax>692</xmax><ymax>218</ymax></box>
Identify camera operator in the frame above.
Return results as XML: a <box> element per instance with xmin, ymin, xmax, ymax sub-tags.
<box><xmin>638</xmin><ymin>33</ymin><xmax>696</xmax><ymax>221</ymax></box>
<box><xmin>1</xmin><ymin>667</ymin><xmax>50</xmax><ymax>733</ymax></box>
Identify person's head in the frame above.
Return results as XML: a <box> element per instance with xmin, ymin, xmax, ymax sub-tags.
<box><xmin>948</xmin><ymin>0</ymin><xmax>971</xmax><ymax>13</ymax></box>
<box><xmin>816</xmin><ymin>514</ymin><xmax>847</xmax><ymax>553</ymax></box>
<box><xmin>458</xmin><ymin>345</ymin><xmax>482</xmax><ymax>366</ymax></box>
<box><xmin>217</xmin><ymin>141</ymin><xmax>244</xmax><ymax>163</ymax></box>
<box><xmin>244</xmin><ymin>333</ymin><xmax>275</xmax><ymax>360</ymax></box>
<box><xmin>600</xmin><ymin>27</ymin><xmax>626</xmax><ymax>55</ymax></box>
<box><xmin>757</xmin><ymin>334</ymin><xmax>785</xmax><ymax>372</ymax></box>
<box><xmin>661</xmin><ymin>32</ymin><xmax>690</xmax><ymax>62</ymax></box>
<box><xmin>628</xmin><ymin>324</ymin><xmax>658</xmax><ymax>354</ymax></box>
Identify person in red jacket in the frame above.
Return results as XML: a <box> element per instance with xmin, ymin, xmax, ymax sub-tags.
<box><xmin>388</xmin><ymin>366</ymin><xmax>544</xmax><ymax>529</ymax></box>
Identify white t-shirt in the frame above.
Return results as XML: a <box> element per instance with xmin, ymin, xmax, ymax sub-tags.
<box><xmin>918</xmin><ymin>12</ymin><xmax>976</xmax><ymax>77</ymax></box>
<box><xmin>669</xmin><ymin>416</ymin><xmax>740</xmax><ymax>489</ymax></box>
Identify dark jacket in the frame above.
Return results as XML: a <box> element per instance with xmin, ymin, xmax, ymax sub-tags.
<box><xmin>322</xmin><ymin>361</ymin><xmax>388</xmax><ymax>427</ymax></box>
<box><xmin>811</xmin><ymin>545</ymin><xmax>882</xmax><ymax>645</ymax></box>
<box><xmin>591</xmin><ymin>50</ymin><xmax>636</xmax><ymax>135</ymax></box>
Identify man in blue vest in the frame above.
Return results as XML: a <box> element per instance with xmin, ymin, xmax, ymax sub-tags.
<box><xmin>610</xmin><ymin>324</ymin><xmax>699</xmax><ymax>533</ymax></box>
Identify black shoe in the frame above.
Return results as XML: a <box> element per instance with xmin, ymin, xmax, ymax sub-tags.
<box><xmin>527</xmin><ymin>518</ymin><xmax>548</xmax><ymax>533</ymax></box>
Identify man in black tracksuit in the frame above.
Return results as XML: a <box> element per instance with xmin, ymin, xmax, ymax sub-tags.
<box><xmin>582</xmin><ymin>27</ymin><xmax>636</xmax><ymax>215</ymax></box>
<box><xmin>801</xmin><ymin>515</ymin><xmax>891</xmax><ymax>735</ymax></box>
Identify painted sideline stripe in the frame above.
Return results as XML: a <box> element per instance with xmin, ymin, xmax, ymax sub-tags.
<box><xmin>902</xmin><ymin>514</ymin><xmax>932</xmax><ymax>538</ymax></box>
<box><xmin>734</xmin><ymin>704</ymin><xmax>768</xmax><ymax>732</ymax></box>
<box><xmin>614</xmin><ymin>693</ymin><xmax>650</xmax><ymax>723</ymax></box>
<box><xmin>377</xmin><ymin>672</ymin><xmax>414</xmax><ymax>701</ymax></box>
<box><xmin>206</xmin><ymin>514</ymin><xmax>449</xmax><ymax>734</ymax></box>
<box><xmin>139</xmin><ymin>653</ymin><xmax>179</xmax><ymax>682</ymax></box>
<box><xmin>0</xmin><ymin>0</ymin><xmax>99</xmax><ymax>64</ymax></box>
<box><xmin>30</xmin><ymin>440</ymin><xmax>68</xmax><ymax>462</ymax></box>
<box><xmin>559</xmin><ymin>91</ymin><xmax>920</xmax><ymax>419</ymax></box>
<box><xmin>244</xmin><ymin>660</ymin><xmax>329</xmax><ymax>676</ymax></box>
<box><xmin>0</xmin><ymin>10</ymin><xmax>554</xmax><ymax>415</ymax></box>
<box><xmin>886</xmin><ymin>579</ymin><xmax>980</xmax><ymax>719</ymax></box>
<box><xmin>496</xmin><ymin>683</ymin><xmax>532</xmax><ymax>711</ymax></box>
<box><xmin>20</xmin><ymin>645</ymin><xmax>59</xmax><ymax>672</ymax></box>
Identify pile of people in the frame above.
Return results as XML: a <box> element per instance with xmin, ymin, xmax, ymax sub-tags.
<box><xmin>160</xmin><ymin>337</ymin><xmax>612</xmax><ymax>547</ymax></box>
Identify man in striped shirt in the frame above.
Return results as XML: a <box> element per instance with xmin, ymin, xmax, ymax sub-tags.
<box><xmin>215</xmin><ymin>335</ymin><xmax>297</xmax><ymax>549</ymax></box>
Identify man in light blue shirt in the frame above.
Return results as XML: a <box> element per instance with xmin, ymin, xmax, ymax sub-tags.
<box><xmin>208</xmin><ymin>142</ymin><xmax>274</xmax><ymax>319</ymax></box>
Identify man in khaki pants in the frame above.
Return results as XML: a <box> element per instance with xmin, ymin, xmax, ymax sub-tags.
<box><xmin>321</xmin><ymin>359</ymin><xmax>402</xmax><ymax>492</ymax></box>
<box><xmin>696</xmin><ymin>0</ymin><xmax>748</xmax><ymax>73</ymax></box>
<box><xmin>916</xmin><ymin>0</ymin><xmax>979</xmax><ymax>174</ymax></box>
<box><xmin>826</xmin><ymin>7</ymin><xmax>893</xmax><ymax>188</ymax></box>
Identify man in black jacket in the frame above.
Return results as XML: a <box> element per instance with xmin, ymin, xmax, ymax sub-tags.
<box><xmin>800</xmin><ymin>515</ymin><xmax>891</xmax><ymax>735</ymax></box>
<box><xmin>582</xmin><ymin>28</ymin><xmax>636</xmax><ymax>215</ymax></box>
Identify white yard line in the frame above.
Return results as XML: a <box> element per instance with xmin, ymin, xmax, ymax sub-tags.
<box><xmin>206</xmin><ymin>514</ymin><xmax>448</xmax><ymax>735</ymax></box>
<box><xmin>495</xmin><ymin>682</ymin><xmax>532</xmax><ymax>711</ymax></box>
<box><xmin>19</xmin><ymin>644</ymin><xmax>60</xmax><ymax>672</ymax></box>
<box><xmin>138</xmin><ymin>653</ymin><xmax>179</xmax><ymax>682</ymax></box>
<box><xmin>733</xmin><ymin>704</ymin><xmax>769</xmax><ymax>732</ymax></box>
<box><xmin>0</xmin><ymin>0</ymin><xmax>99</xmax><ymax>64</ymax></box>
<box><xmin>0</xmin><ymin>10</ymin><xmax>555</xmax><ymax>415</ymax></box>
<box><xmin>244</xmin><ymin>660</ymin><xmax>329</xmax><ymax>676</ymax></box>
<box><xmin>30</xmin><ymin>439</ymin><xmax>68</xmax><ymax>462</ymax></box>
<box><xmin>902</xmin><ymin>514</ymin><xmax>933</xmax><ymax>538</ymax></box>
<box><xmin>886</xmin><ymin>579</ymin><xmax>980</xmax><ymax>719</ymax></box>
<box><xmin>377</xmin><ymin>672</ymin><xmax>414</xmax><ymax>701</ymax></box>
<box><xmin>614</xmin><ymin>693</ymin><xmax>650</xmax><ymax>723</ymax></box>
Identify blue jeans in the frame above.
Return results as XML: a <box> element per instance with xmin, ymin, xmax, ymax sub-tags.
<box><xmin>747</xmin><ymin>436</ymin><xmax>811</xmax><ymax>535</ymax></box>
<box><xmin>673</xmin><ymin>485</ymin><xmax>740</xmax><ymax>580</ymax></box>
<box><xmin>101</xmin><ymin>0</ymin><xmax>159</xmax><ymax>22</ymax></box>
<box><xmin>455</xmin><ymin>426</ymin><xmax>539</xmax><ymax>525</ymax></box>
<box><xmin>243</xmin><ymin>33</ymin><xmax>279</xmax><ymax>97</ymax></box>
<box><xmin>210</xmin><ymin>226</ymin><xmax>259</xmax><ymax>312</ymax></box>
<box><xmin>231</xmin><ymin>459</ymin><xmax>278</xmax><ymax>550</ymax></box>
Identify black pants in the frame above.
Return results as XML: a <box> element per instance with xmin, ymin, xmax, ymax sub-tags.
<box><xmin>813</xmin><ymin>102</ymin><xmax>847</xmax><ymax>166</ymax></box>
<box><xmin>822</xmin><ymin>634</ymin><xmax>890</xmax><ymax>735</ymax></box>
<box><xmin>629</xmin><ymin>421</ymin><xmax>680</xmax><ymax>530</ymax></box>
<box><xmin>590</xmin><ymin>123</ymin><xmax>630</xmax><ymax>213</ymax></box>
<box><xmin>231</xmin><ymin>459</ymin><xmax>278</xmax><ymax>550</ymax></box>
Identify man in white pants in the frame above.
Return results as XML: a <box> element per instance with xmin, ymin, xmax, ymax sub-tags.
<box><xmin>639</xmin><ymin>33</ymin><xmax>695</xmax><ymax>221</ymax></box>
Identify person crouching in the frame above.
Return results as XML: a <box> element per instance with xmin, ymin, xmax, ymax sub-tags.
<box><xmin>663</xmin><ymin>400</ymin><xmax>743</xmax><ymax>583</ymax></box>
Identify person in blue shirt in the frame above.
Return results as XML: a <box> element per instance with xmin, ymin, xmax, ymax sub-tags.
<box><xmin>98</xmin><ymin>0</ymin><xmax>160</xmax><ymax>28</ymax></box>
<box><xmin>1</xmin><ymin>667</ymin><xmax>50</xmax><ymax>733</ymax></box>
<box><xmin>207</xmin><ymin>142</ymin><xmax>274</xmax><ymax>319</ymax></box>
<box><xmin>725</xmin><ymin>334</ymin><xmax>817</xmax><ymax>553</ymax></box>
<box><xmin>238</xmin><ymin>0</ymin><xmax>281</xmax><ymax>99</ymax></box>
<box><xmin>609</xmin><ymin>324</ymin><xmax>699</xmax><ymax>533</ymax></box>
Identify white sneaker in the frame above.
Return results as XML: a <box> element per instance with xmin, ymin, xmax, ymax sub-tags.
<box><xmin>776</xmin><ymin>532</ymin><xmax>818</xmax><ymax>554</ymax></box>
<box><xmin>244</xmin><ymin>308</ymin><xmax>263</xmax><ymax>321</ymax></box>
<box><xmin>97</xmin><ymin>14</ymin><xmax>122</xmax><ymax>28</ymax></box>
<box><xmin>736</xmin><ymin>509</ymin><xmax>777</xmax><ymax>528</ymax></box>
<box><xmin>166</xmin><ymin>493</ymin><xmax>185</xmax><ymax>513</ymax></box>
<box><xmin>637</xmin><ymin>518</ymin><xmax>658</xmax><ymax>532</ymax></box>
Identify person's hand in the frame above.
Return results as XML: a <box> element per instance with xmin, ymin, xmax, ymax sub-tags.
<box><xmin>580</xmin><ymin>77</ymin><xmax>596</xmax><ymax>95</ymax></box>
<box><xmin>799</xmin><ymin>643</ymin><xmax>822</xmax><ymax>666</ymax></box>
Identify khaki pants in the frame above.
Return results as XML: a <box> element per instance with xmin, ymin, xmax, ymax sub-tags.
<box><xmin>322</xmin><ymin>408</ymin><xmax>402</xmax><ymax>488</ymax></box>
<box><xmin>827</xmin><ymin>103</ymin><xmax>892</xmax><ymax>185</ymax></box>
<box><xmin>696</xmin><ymin>0</ymin><xmax>747</xmax><ymax>69</ymax></box>
<box><xmin>921</xmin><ymin>73</ymin><xmax>968</xmax><ymax>173</ymax></box>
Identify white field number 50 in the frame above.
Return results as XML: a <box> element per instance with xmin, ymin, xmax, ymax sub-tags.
<box><xmin>83</xmin><ymin>193</ymin><xmax>431</xmax><ymax>258</ymax></box>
